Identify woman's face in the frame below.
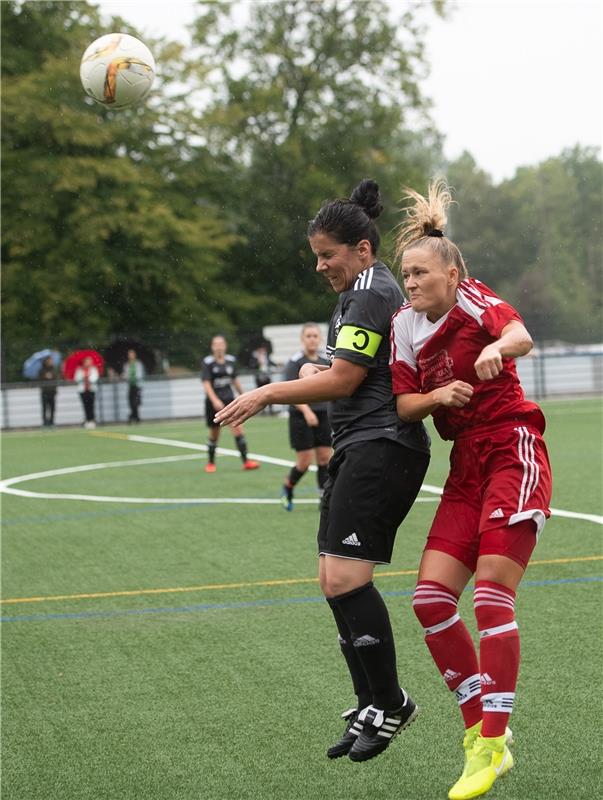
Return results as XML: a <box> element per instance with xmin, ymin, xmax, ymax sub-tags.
<box><xmin>301</xmin><ymin>326</ymin><xmax>321</xmax><ymax>356</ymax></box>
<box><xmin>211</xmin><ymin>336</ymin><xmax>227</xmax><ymax>358</ymax></box>
<box><xmin>401</xmin><ymin>246</ymin><xmax>458</xmax><ymax>322</ymax></box>
<box><xmin>309</xmin><ymin>232</ymin><xmax>371</xmax><ymax>293</ymax></box>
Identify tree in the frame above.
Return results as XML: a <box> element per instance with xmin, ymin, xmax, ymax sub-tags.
<box><xmin>445</xmin><ymin>146</ymin><xmax>602</xmax><ymax>342</ymax></box>
<box><xmin>187</xmin><ymin>0</ymin><xmax>446</xmax><ymax>328</ymax></box>
<box><xmin>1</xmin><ymin>1</ymin><xmax>238</xmax><ymax>379</ymax></box>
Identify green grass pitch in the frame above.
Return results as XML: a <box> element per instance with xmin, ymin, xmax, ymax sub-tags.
<box><xmin>1</xmin><ymin>398</ymin><xmax>602</xmax><ymax>800</ymax></box>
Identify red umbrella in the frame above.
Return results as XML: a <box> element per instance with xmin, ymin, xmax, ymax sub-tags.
<box><xmin>63</xmin><ymin>349</ymin><xmax>105</xmax><ymax>380</ymax></box>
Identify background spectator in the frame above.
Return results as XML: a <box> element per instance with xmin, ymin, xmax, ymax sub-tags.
<box><xmin>74</xmin><ymin>356</ymin><xmax>99</xmax><ymax>429</ymax></box>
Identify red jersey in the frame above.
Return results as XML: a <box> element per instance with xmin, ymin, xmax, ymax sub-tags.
<box><xmin>389</xmin><ymin>278</ymin><xmax>544</xmax><ymax>440</ymax></box>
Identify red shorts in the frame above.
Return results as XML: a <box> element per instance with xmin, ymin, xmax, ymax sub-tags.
<box><xmin>425</xmin><ymin>422</ymin><xmax>552</xmax><ymax>572</ymax></box>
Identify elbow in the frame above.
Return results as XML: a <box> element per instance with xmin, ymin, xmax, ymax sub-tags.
<box><xmin>398</xmin><ymin>410</ymin><xmax>423</xmax><ymax>423</ymax></box>
<box><xmin>516</xmin><ymin>333</ymin><xmax>533</xmax><ymax>357</ymax></box>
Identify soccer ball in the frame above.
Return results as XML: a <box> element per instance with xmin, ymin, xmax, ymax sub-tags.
<box><xmin>80</xmin><ymin>33</ymin><xmax>155</xmax><ymax>109</ymax></box>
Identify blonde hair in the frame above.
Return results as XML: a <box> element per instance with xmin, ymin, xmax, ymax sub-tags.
<box><xmin>395</xmin><ymin>178</ymin><xmax>468</xmax><ymax>280</ymax></box>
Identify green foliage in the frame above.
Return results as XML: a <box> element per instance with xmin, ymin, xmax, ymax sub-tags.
<box><xmin>188</xmin><ymin>0</ymin><xmax>445</xmax><ymax>327</ymax></box>
<box><xmin>446</xmin><ymin>146</ymin><xmax>603</xmax><ymax>342</ymax></box>
<box><xmin>1</xmin><ymin>1</ymin><xmax>239</xmax><ymax>378</ymax></box>
<box><xmin>3</xmin><ymin>0</ymin><xmax>598</xmax><ymax>383</ymax></box>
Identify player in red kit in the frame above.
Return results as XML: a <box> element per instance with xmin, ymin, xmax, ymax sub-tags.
<box><xmin>389</xmin><ymin>180</ymin><xmax>552</xmax><ymax>800</ymax></box>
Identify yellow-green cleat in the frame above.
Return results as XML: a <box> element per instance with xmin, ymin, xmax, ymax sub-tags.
<box><xmin>462</xmin><ymin>722</ymin><xmax>513</xmax><ymax>768</ymax></box>
<box><xmin>448</xmin><ymin>734</ymin><xmax>514</xmax><ymax>800</ymax></box>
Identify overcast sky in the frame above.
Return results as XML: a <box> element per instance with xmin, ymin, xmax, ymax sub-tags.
<box><xmin>95</xmin><ymin>0</ymin><xmax>602</xmax><ymax>183</ymax></box>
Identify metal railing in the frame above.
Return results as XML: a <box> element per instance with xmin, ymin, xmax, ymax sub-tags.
<box><xmin>1</xmin><ymin>351</ymin><xmax>602</xmax><ymax>430</ymax></box>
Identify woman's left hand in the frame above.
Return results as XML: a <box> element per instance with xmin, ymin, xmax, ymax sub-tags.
<box><xmin>474</xmin><ymin>344</ymin><xmax>503</xmax><ymax>380</ymax></box>
<box><xmin>214</xmin><ymin>387</ymin><xmax>269</xmax><ymax>427</ymax></box>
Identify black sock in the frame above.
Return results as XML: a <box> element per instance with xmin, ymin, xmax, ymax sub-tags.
<box><xmin>235</xmin><ymin>435</ymin><xmax>247</xmax><ymax>462</ymax></box>
<box><xmin>327</xmin><ymin>598</ymin><xmax>372</xmax><ymax>711</ymax></box>
<box><xmin>329</xmin><ymin>582</ymin><xmax>403</xmax><ymax>710</ymax></box>
<box><xmin>208</xmin><ymin>439</ymin><xmax>217</xmax><ymax>464</ymax></box>
<box><xmin>317</xmin><ymin>465</ymin><xmax>328</xmax><ymax>490</ymax></box>
<box><xmin>286</xmin><ymin>466</ymin><xmax>306</xmax><ymax>487</ymax></box>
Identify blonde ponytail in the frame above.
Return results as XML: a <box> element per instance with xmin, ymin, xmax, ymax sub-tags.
<box><xmin>395</xmin><ymin>179</ymin><xmax>468</xmax><ymax>280</ymax></box>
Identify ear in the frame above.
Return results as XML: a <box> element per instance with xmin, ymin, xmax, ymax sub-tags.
<box><xmin>356</xmin><ymin>238</ymin><xmax>372</xmax><ymax>259</ymax></box>
<box><xmin>447</xmin><ymin>264</ymin><xmax>459</xmax><ymax>285</ymax></box>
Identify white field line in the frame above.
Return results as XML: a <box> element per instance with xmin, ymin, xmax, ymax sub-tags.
<box><xmin>0</xmin><ymin>433</ymin><xmax>600</xmax><ymax>524</ymax></box>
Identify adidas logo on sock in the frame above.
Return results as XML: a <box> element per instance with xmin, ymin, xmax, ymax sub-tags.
<box><xmin>342</xmin><ymin>532</ymin><xmax>361</xmax><ymax>546</ymax></box>
<box><xmin>488</xmin><ymin>507</ymin><xmax>505</xmax><ymax>519</ymax></box>
<box><xmin>480</xmin><ymin>672</ymin><xmax>496</xmax><ymax>685</ymax></box>
<box><xmin>443</xmin><ymin>668</ymin><xmax>461</xmax><ymax>682</ymax></box>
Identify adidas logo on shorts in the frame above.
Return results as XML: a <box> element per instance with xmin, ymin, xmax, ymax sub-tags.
<box><xmin>488</xmin><ymin>508</ymin><xmax>505</xmax><ymax>519</ymax></box>
<box><xmin>342</xmin><ymin>532</ymin><xmax>362</xmax><ymax>546</ymax></box>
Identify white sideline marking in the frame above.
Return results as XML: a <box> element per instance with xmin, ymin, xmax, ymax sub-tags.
<box><xmin>0</xmin><ymin>433</ymin><xmax>600</xmax><ymax>524</ymax></box>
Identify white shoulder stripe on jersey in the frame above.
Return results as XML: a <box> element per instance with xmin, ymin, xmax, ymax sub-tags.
<box><xmin>353</xmin><ymin>267</ymin><xmax>374</xmax><ymax>291</ymax></box>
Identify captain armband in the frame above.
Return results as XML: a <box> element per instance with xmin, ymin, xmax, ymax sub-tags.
<box><xmin>335</xmin><ymin>325</ymin><xmax>382</xmax><ymax>358</ymax></box>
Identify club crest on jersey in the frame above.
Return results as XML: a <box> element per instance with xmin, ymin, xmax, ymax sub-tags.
<box><xmin>418</xmin><ymin>349</ymin><xmax>455</xmax><ymax>390</ymax></box>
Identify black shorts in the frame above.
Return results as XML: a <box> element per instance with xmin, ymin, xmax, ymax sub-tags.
<box><xmin>317</xmin><ymin>439</ymin><xmax>430</xmax><ymax>564</ymax></box>
<box><xmin>205</xmin><ymin>396</ymin><xmax>233</xmax><ymax>427</ymax></box>
<box><xmin>289</xmin><ymin>409</ymin><xmax>332</xmax><ymax>451</ymax></box>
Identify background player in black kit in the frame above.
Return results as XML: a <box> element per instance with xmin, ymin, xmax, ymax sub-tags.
<box><xmin>201</xmin><ymin>334</ymin><xmax>260</xmax><ymax>473</ymax></box>
<box><xmin>216</xmin><ymin>180</ymin><xmax>430</xmax><ymax>763</ymax></box>
<box><xmin>281</xmin><ymin>323</ymin><xmax>332</xmax><ymax>511</ymax></box>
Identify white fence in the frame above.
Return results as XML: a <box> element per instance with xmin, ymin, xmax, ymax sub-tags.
<box><xmin>1</xmin><ymin>352</ymin><xmax>602</xmax><ymax>430</ymax></box>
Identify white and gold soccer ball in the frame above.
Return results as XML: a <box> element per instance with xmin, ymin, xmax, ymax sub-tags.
<box><xmin>80</xmin><ymin>33</ymin><xmax>155</xmax><ymax>109</ymax></box>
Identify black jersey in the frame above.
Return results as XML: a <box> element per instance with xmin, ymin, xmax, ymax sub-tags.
<box><xmin>201</xmin><ymin>354</ymin><xmax>238</xmax><ymax>402</ymax></box>
<box><xmin>326</xmin><ymin>261</ymin><xmax>430</xmax><ymax>453</ymax></box>
<box><xmin>284</xmin><ymin>351</ymin><xmax>331</xmax><ymax>413</ymax></box>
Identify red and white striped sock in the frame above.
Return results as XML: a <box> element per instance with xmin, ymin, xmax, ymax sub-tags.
<box><xmin>474</xmin><ymin>580</ymin><xmax>520</xmax><ymax>737</ymax></box>
<box><xmin>413</xmin><ymin>581</ymin><xmax>482</xmax><ymax>729</ymax></box>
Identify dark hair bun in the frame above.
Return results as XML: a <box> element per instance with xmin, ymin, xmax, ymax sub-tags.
<box><xmin>350</xmin><ymin>179</ymin><xmax>383</xmax><ymax>220</ymax></box>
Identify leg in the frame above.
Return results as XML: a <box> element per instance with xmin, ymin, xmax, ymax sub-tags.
<box><xmin>474</xmin><ymin>523</ymin><xmax>537</xmax><ymax>737</ymax></box>
<box><xmin>315</xmin><ymin>445</ymin><xmax>331</xmax><ymax>493</ymax></box>
<box><xmin>232</xmin><ymin>423</ymin><xmax>259</xmax><ymax>469</ymax></box>
<box><xmin>135</xmin><ymin>388</ymin><xmax>141</xmax><ymax>421</ymax></box>
<box><xmin>128</xmin><ymin>385</ymin><xmax>135</xmax><ymax>422</ymax></box>
<box><xmin>207</xmin><ymin>424</ymin><xmax>220</xmax><ymax>463</ymax></box>
<box><xmin>41</xmin><ymin>394</ymin><xmax>50</xmax><ymax>426</ymax></box>
<box><xmin>413</xmin><ymin>549</ymin><xmax>482</xmax><ymax>729</ymax></box>
<box><xmin>48</xmin><ymin>394</ymin><xmax>56</xmax><ymax>425</ymax></box>
<box><xmin>449</xmin><ymin>523</ymin><xmax>538</xmax><ymax>800</ymax></box>
<box><xmin>322</xmin><ymin>556</ymin><xmax>405</xmax><ymax>711</ymax></box>
<box><xmin>282</xmin><ymin>449</ymin><xmax>312</xmax><ymax>510</ymax></box>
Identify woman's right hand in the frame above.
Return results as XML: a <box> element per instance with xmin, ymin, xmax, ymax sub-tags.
<box><xmin>303</xmin><ymin>410</ymin><xmax>319</xmax><ymax>427</ymax></box>
<box><xmin>298</xmin><ymin>363</ymin><xmax>322</xmax><ymax>379</ymax></box>
<box><xmin>433</xmin><ymin>381</ymin><xmax>474</xmax><ymax>408</ymax></box>
<box><xmin>212</xmin><ymin>399</ymin><xmax>225</xmax><ymax>411</ymax></box>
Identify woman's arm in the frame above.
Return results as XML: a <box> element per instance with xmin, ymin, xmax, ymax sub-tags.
<box><xmin>396</xmin><ymin>381</ymin><xmax>474</xmax><ymax>423</ymax></box>
<box><xmin>215</xmin><ymin>359</ymin><xmax>367</xmax><ymax>428</ymax></box>
<box><xmin>202</xmin><ymin>380</ymin><xmax>224</xmax><ymax>410</ymax></box>
<box><xmin>474</xmin><ymin>320</ymin><xmax>533</xmax><ymax>380</ymax></box>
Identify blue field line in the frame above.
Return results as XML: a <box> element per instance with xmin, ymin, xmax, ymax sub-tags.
<box><xmin>1</xmin><ymin>576</ymin><xmax>601</xmax><ymax>624</ymax></box>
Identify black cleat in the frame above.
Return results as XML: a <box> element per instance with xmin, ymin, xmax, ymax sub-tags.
<box><xmin>327</xmin><ymin>708</ymin><xmax>363</xmax><ymax>759</ymax></box>
<box><xmin>348</xmin><ymin>690</ymin><xmax>418</xmax><ymax>763</ymax></box>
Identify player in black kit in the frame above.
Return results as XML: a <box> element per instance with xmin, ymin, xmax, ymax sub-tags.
<box><xmin>201</xmin><ymin>335</ymin><xmax>260</xmax><ymax>473</ymax></box>
<box><xmin>282</xmin><ymin>323</ymin><xmax>333</xmax><ymax>511</ymax></box>
<box><xmin>215</xmin><ymin>180</ymin><xmax>430</xmax><ymax>763</ymax></box>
